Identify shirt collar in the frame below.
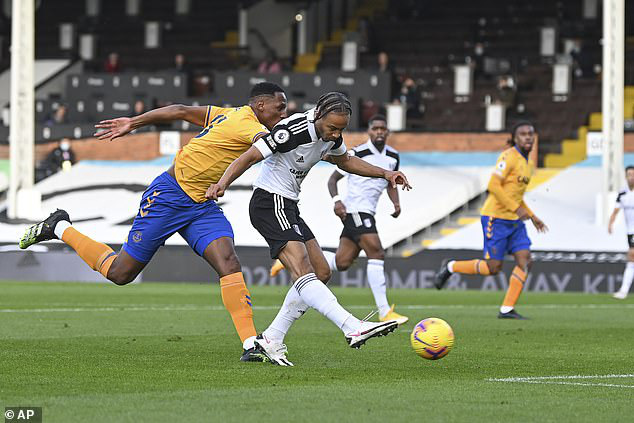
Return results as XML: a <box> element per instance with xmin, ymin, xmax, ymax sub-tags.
<box><xmin>306</xmin><ymin>108</ymin><xmax>318</xmax><ymax>141</ymax></box>
<box><xmin>366</xmin><ymin>139</ymin><xmax>384</xmax><ymax>155</ymax></box>
<box><xmin>514</xmin><ymin>145</ymin><xmax>529</xmax><ymax>161</ymax></box>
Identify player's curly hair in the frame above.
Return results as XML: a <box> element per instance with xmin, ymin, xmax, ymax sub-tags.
<box><xmin>314</xmin><ymin>92</ymin><xmax>353</xmax><ymax>121</ymax></box>
<box><xmin>507</xmin><ymin>120</ymin><xmax>535</xmax><ymax>146</ymax></box>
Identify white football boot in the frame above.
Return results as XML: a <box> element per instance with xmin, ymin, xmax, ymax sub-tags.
<box><xmin>345</xmin><ymin>320</ymin><xmax>398</xmax><ymax>349</ymax></box>
<box><xmin>254</xmin><ymin>334</ymin><xmax>294</xmax><ymax>366</ymax></box>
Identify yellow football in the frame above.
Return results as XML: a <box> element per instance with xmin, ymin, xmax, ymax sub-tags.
<box><xmin>410</xmin><ymin>317</ymin><xmax>454</xmax><ymax>360</ymax></box>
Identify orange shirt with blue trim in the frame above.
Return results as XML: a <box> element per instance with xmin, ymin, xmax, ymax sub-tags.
<box><xmin>480</xmin><ymin>146</ymin><xmax>533</xmax><ymax>220</ymax></box>
<box><xmin>174</xmin><ymin>105</ymin><xmax>268</xmax><ymax>203</ymax></box>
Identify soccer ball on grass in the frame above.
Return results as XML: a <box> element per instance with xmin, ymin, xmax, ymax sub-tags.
<box><xmin>410</xmin><ymin>317</ymin><xmax>454</xmax><ymax>360</ymax></box>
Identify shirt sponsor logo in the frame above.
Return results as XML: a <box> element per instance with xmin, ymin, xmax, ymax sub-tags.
<box><xmin>517</xmin><ymin>176</ymin><xmax>530</xmax><ymax>184</ymax></box>
<box><xmin>289</xmin><ymin>168</ymin><xmax>309</xmax><ymax>179</ymax></box>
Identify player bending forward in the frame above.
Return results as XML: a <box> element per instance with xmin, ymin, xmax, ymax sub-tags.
<box><xmin>208</xmin><ymin>92</ymin><xmax>411</xmax><ymax>365</ymax></box>
<box><xmin>19</xmin><ymin>83</ymin><xmax>288</xmax><ymax>362</ymax></box>
<box><xmin>608</xmin><ymin>166</ymin><xmax>634</xmax><ymax>299</ymax></box>
<box><xmin>434</xmin><ymin>121</ymin><xmax>548</xmax><ymax>319</ymax></box>
<box><xmin>271</xmin><ymin>114</ymin><xmax>408</xmax><ymax>324</ymax></box>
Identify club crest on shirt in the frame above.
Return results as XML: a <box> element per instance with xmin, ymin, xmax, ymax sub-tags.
<box><xmin>274</xmin><ymin>129</ymin><xmax>290</xmax><ymax>144</ymax></box>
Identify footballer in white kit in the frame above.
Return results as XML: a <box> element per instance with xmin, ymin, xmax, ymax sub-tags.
<box><xmin>324</xmin><ymin>114</ymin><xmax>408</xmax><ymax>325</ymax></box>
<box><xmin>207</xmin><ymin>92</ymin><xmax>411</xmax><ymax>365</ymax></box>
<box><xmin>608</xmin><ymin>166</ymin><xmax>634</xmax><ymax>299</ymax></box>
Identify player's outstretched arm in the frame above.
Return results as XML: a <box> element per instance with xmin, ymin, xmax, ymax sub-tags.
<box><xmin>206</xmin><ymin>146</ymin><xmax>264</xmax><ymax>200</ymax></box>
<box><xmin>608</xmin><ymin>208</ymin><xmax>620</xmax><ymax>234</ymax></box>
<box><xmin>327</xmin><ymin>171</ymin><xmax>347</xmax><ymax>220</ymax></box>
<box><xmin>387</xmin><ymin>184</ymin><xmax>401</xmax><ymax>218</ymax></box>
<box><xmin>94</xmin><ymin>104</ymin><xmax>208</xmax><ymax>141</ymax></box>
<box><xmin>329</xmin><ymin>154</ymin><xmax>412</xmax><ymax>190</ymax></box>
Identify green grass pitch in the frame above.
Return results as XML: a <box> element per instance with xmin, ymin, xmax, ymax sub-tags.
<box><xmin>1</xmin><ymin>281</ymin><xmax>633</xmax><ymax>422</ymax></box>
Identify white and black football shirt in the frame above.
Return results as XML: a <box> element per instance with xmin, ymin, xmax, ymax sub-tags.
<box><xmin>336</xmin><ymin>140</ymin><xmax>399</xmax><ymax>215</ymax></box>
<box><xmin>253</xmin><ymin>108</ymin><xmax>347</xmax><ymax>201</ymax></box>
<box><xmin>616</xmin><ymin>188</ymin><xmax>634</xmax><ymax>234</ymax></box>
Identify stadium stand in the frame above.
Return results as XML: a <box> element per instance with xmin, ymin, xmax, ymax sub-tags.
<box><xmin>318</xmin><ymin>0</ymin><xmax>616</xmax><ymax>164</ymax></box>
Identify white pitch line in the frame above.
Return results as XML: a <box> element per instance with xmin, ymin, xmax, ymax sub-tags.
<box><xmin>489</xmin><ymin>374</ymin><xmax>634</xmax><ymax>381</ymax></box>
<box><xmin>509</xmin><ymin>381</ymin><xmax>634</xmax><ymax>389</ymax></box>
<box><xmin>1</xmin><ymin>303</ymin><xmax>634</xmax><ymax>314</ymax></box>
<box><xmin>487</xmin><ymin>374</ymin><xmax>634</xmax><ymax>389</ymax></box>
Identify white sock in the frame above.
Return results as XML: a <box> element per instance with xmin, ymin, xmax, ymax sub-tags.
<box><xmin>54</xmin><ymin>221</ymin><xmax>71</xmax><ymax>239</ymax></box>
<box><xmin>262</xmin><ymin>286</ymin><xmax>309</xmax><ymax>342</ymax></box>
<box><xmin>367</xmin><ymin>259</ymin><xmax>390</xmax><ymax>317</ymax></box>
<box><xmin>322</xmin><ymin>250</ymin><xmax>338</xmax><ymax>271</ymax></box>
<box><xmin>243</xmin><ymin>335</ymin><xmax>256</xmax><ymax>350</ymax></box>
<box><xmin>500</xmin><ymin>305</ymin><xmax>513</xmax><ymax>313</ymax></box>
<box><xmin>294</xmin><ymin>273</ymin><xmax>360</xmax><ymax>333</ymax></box>
<box><xmin>619</xmin><ymin>262</ymin><xmax>634</xmax><ymax>294</ymax></box>
<box><xmin>447</xmin><ymin>260</ymin><xmax>456</xmax><ymax>273</ymax></box>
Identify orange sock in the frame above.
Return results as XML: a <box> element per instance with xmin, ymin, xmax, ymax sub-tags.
<box><xmin>502</xmin><ymin>266</ymin><xmax>526</xmax><ymax>309</ymax></box>
<box><xmin>452</xmin><ymin>259</ymin><xmax>491</xmax><ymax>275</ymax></box>
<box><xmin>61</xmin><ymin>227</ymin><xmax>117</xmax><ymax>278</ymax></box>
<box><xmin>220</xmin><ymin>272</ymin><xmax>257</xmax><ymax>343</ymax></box>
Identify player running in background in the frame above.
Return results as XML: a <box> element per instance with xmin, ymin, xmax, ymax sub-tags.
<box><xmin>434</xmin><ymin>122</ymin><xmax>548</xmax><ymax>319</ymax></box>
<box><xmin>608</xmin><ymin>166</ymin><xmax>634</xmax><ymax>300</ymax></box>
<box><xmin>207</xmin><ymin>92</ymin><xmax>411</xmax><ymax>365</ymax></box>
<box><xmin>19</xmin><ymin>83</ymin><xmax>288</xmax><ymax>361</ymax></box>
<box><xmin>271</xmin><ymin>114</ymin><xmax>408</xmax><ymax>324</ymax></box>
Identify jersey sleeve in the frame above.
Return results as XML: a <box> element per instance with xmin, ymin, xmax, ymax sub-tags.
<box><xmin>203</xmin><ymin>106</ymin><xmax>224</xmax><ymax>127</ymax></box>
<box><xmin>492</xmin><ymin>152</ymin><xmax>513</xmax><ymax>179</ymax></box>
<box><xmin>616</xmin><ymin>191</ymin><xmax>627</xmax><ymax>209</ymax></box>
<box><xmin>329</xmin><ymin>137</ymin><xmax>347</xmax><ymax>156</ymax></box>
<box><xmin>253</xmin><ymin>124</ymin><xmax>311</xmax><ymax>158</ymax></box>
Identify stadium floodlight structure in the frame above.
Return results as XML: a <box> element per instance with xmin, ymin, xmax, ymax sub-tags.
<box><xmin>599</xmin><ymin>0</ymin><xmax>625</xmax><ymax>225</ymax></box>
<box><xmin>7</xmin><ymin>0</ymin><xmax>40</xmax><ymax>220</ymax></box>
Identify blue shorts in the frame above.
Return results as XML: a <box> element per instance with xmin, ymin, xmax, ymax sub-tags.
<box><xmin>481</xmin><ymin>215</ymin><xmax>531</xmax><ymax>260</ymax></box>
<box><xmin>122</xmin><ymin>172</ymin><xmax>234</xmax><ymax>263</ymax></box>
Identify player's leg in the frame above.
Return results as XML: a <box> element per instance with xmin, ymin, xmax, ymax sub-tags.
<box><xmin>276</xmin><ymin>240</ymin><xmax>397</xmax><ymax>349</ymax></box>
<box><xmin>435</xmin><ymin>216</ymin><xmax>501</xmax><ymax>289</ymax></box>
<box><xmin>300</xmin><ymin>219</ymin><xmax>331</xmax><ymax>283</ymax></box>
<box><xmin>498</xmin><ymin>221</ymin><xmax>532</xmax><ymax>319</ymax></box>
<box><xmin>326</xmin><ymin>213</ymin><xmax>364</xmax><ymax>271</ymax></box>
<box><xmin>273</xmin><ymin>235</ymin><xmax>360</xmax><ymax>276</ymax></box>
<box><xmin>614</xmin><ymin>238</ymin><xmax>634</xmax><ymax>299</ymax></box>
<box><xmin>179</xmin><ymin>202</ymin><xmax>260</xmax><ymax>361</ymax></box>
<box><xmin>327</xmin><ymin>237</ymin><xmax>361</xmax><ymax>271</ymax></box>
<box><xmin>358</xmin><ymin>232</ymin><xmax>408</xmax><ymax>324</ymax></box>
<box><xmin>19</xmin><ymin>209</ymin><xmax>147</xmax><ymax>284</ymax></box>
<box><xmin>498</xmin><ymin>249</ymin><xmax>531</xmax><ymax>319</ymax></box>
<box><xmin>270</xmin><ymin>214</ymin><xmax>361</xmax><ymax>276</ymax></box>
